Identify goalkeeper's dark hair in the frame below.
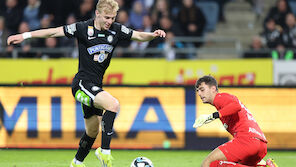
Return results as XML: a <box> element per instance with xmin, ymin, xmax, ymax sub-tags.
<box><xmin>195</xmin><ymin>75</ymin><xmax>218</xmax><ymax>91</ymax></box>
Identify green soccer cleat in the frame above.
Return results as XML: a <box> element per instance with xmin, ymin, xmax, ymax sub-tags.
<box><xmin>95</xmin><ymin>147</ymin><xmax>114</xmax><ymax>167</ymax></box>
<box><xmin>266</xmin><ymin>158</ymin><xmax>278</xmax><ymax>167</ymax></box>
<box><xmin>70</xmin><ymin>159</ymin><xmax>86</xmax><ymax>167</ymax></box>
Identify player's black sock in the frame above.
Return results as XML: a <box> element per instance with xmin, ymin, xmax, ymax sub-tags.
<box><xmin>75</xmin><ymin>132</ymin><xmax>96</xmax><ymax>162</ymax></box>
<box><xmin>101</xmin><ymin>110</ymin><xmax>116</xmax><ymax>149</ymax></box>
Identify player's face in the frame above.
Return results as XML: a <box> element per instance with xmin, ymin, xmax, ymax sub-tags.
<box><xmin>96</xmin><ymin>10</ymin><xmax>117</xmax><ymax>30</ymax></box>
<box><xmin>196</xmin><ymin>82</ymin><xmax>216</xmax><ymax>104</ymax></box>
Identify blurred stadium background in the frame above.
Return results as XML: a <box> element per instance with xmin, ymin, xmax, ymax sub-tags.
<box><xmin>1</xmin><ymin>0</ymin><xmax>296</xmax><ymax>166</ymax></box>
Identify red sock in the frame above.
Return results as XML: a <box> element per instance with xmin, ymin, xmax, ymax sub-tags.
<box><xmin>210</xmin><ymin>160</ymin><xmax>261</xmax><ymax>167</ymax></box>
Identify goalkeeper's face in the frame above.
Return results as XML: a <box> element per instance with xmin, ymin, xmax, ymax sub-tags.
<box><xmin>196</xmin><ymin>82</ymin><xmax>217</xmax><ymax>104</ymax></box>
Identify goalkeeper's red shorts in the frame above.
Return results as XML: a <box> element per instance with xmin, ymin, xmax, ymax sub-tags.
<box><xmin>218</xmin><ymin>136</ymin><xmax>267</xmax><ymax>166</ymax></box>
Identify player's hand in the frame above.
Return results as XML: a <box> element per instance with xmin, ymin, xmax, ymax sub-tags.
<box><xmin>7</xmin><ymin>34</ymin><xmax>24</xmax><ymax>45</ymax></box>
<box><xmin>153</xmin><ymin>29</ymin><xmax>166</xmax><ymax>38</ymax></box>
<box><xmin>193</xmin><ymin>114</ymin><xmax>215</xmax><ymax>128</ymax></box>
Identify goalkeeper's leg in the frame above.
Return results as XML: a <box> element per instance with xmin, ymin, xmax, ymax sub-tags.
<box><xmin>210</xmin><ymin>160</ymin><xmax>276</xmax><ymax>167</ymax></box>
<box><xmin>210</xmin><ymin>160</ymin><xmax>270</xmax><ymax>166</ymax></box>
<box><xmin>203</xmin><ymin>137</ymin><xmax>267</xmax><ymax>167</ymax></box>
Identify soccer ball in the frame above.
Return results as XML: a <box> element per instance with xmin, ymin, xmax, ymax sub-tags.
<box><xmin>130</xmin><ymin>157</ymin><xmax>154</xmax><ymax>167</ymax></box>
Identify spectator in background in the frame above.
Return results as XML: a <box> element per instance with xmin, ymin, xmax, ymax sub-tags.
<box><xmin>40</xmin><ymin>14</ymin><xmax>53</xmax><ymax>29</ymax></box>
<box><xmin>3</xmin><ymin>0</ymin><xmax>23</xmax><ymax>34</ymax></box>
<box><xmin>261</xmin><ymin>18</ymin><xmax>282</xmax><ymax>48</ymax></box>
<box><xmin>245</xmin><ymin>0</ymin><xmax>264</xmax><ymax>19</ymax></box>
<box><xmin>142</xmin><ymin>15</ymin><xmax>153</xmax><ymax>33</ymax></box>
<box><xmin>151</xmin><ymin>0</ymin><xmax>171</xmax><ymax>26</ymax></box>
<box><xmin>39</xmin><ymin>0</ymin><xmax>74</xmax><ymax>26</ymax></box>
<box><xmin>59</xmin><ymin>14</ymin><xmax>78</xmax><ymax>58</ymax></box>
<box><xmin>138</xmin><ymin>0</ymin><xmax>155</xmax><ymax>11</ymax></box>
<box><xmin>178</xmin><ymin>0</ymin><xmax>206</xmax><ymax>47</ymax></box>
<box><xmin>264</xmin><ymin>0</ymin><xmax>291</xmax><ymax>30</ymax></box>
<box><xmin>243</xmin><ymin>36</ymin><xmax>270</xmax><ymax>58</ymax></box>
<box><xmin>130</xmin><ymin>15</ymin><xmax>153</xmax><ymax>57</ymax></box>
<box><xmin>161</xmin><ymin>31</ymin><xmax>185</xmax><ymax>60</ymax></box>
<box><xmin>129</xmin><ymin>0</ymin><xmax>146</xmax><ymax>30</ymax></box>
<box><xmin>33</xmin><ymin>14</ymin><xmax>55</xmax><ymax>56</ymax></box>
<box><xmin>282</xmin><ymin>13</ymin><xmax>296</xmax><ymax>48</ymax></box>
<box><xmin>149</xmin><ymin>15</ymin><xmax>182</xmax><ymax>51</ymax></box>
<box><xmin>0</xmin><ymin>16</ymin><xmax>12</xmax><ymax>57</ymax></box>
<box><xmin>38</xmin><ymin>0</ymin><xmax>57</xmax><ymax>25</ymax></box>
<box><xmin>116</xmin><ymin>0</ymin><xmax>132</xmax><ymax>11</ymax></box>
<box><xmin>116</xmin><ymin>9</ymin><xmax>132</xmax><ymax>57</ymax></box>
<box><xmin>116</xmin><ymin>9</ymin><xmax>131</xmax><ymax>27</ymax></box>
<box><xmin>75</xmin><ymin>0</ymin><xmax>95</xmax><ymax>21</ymax></box>
<box><xmin>157</xmin><ymin>16</ymin><xmax>182</xmax><ymax>36</ymax></box>
<box><xmin>207</xmin><ymin>0</ymin><xmax>230</xmax><ymax>23</ymax></box>
<box><xmin>23</xmin><ymin>0</ymin><xmax>41</xmax><ymax>30</ymax></box>
<box><xmin>271</xmin><ymin>44</ymin><xmax>294</xmax><ymax>60</ymax></box>
<box><xmin>41</xmin><ymin>37</ymin><xmax>62</xmax><ymax>59</ymax></box>
<box><xmin>16</xmin><ymin>21</ymin><xmax>36</xmax><ymax>58</ymax></box>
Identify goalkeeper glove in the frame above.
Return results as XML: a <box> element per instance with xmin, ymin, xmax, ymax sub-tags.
<box><xmin>193</xmin><ymin>112</ymin><xmax>219</xmax><ymax>128</ymax></box>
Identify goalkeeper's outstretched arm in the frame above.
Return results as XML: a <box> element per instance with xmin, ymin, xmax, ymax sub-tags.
<box><xmin>193</xmin><ymin>112</ymin><xmax>220</xmax><ymax>128</ymax></box>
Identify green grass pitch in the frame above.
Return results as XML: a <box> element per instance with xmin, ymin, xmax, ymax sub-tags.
<box><xmin>0</xmin><ymin>149</ymin><xmax>295</xmax><ymax>166</ymax></box>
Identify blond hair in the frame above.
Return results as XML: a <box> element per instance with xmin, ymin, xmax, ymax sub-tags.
<box><xmin>96</xmin><ymin>0</ymin><xmax>119</xmax><ymax>14</ymax></box>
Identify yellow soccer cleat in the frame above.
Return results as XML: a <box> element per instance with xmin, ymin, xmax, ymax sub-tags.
<box><xmin>95</xmin><ymin>147</ymin><xmax>114</xmax><ymax>167</ymax></box>
<box><xmin>70</xmin><ymin>159</ymin><xmax>86</xmax><ymax>167</ymax></box>
<box><xmin>266</xmin><ymin>158</ymin><xmax>278</xmax><ymax>167</ymax></box>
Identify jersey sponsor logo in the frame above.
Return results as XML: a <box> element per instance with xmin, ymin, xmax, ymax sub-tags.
<box><xmin>121</xmin><ymin>25</ymin><xmax>130</xmax><ymax>34</ymax></box>
<box><xmin>249</xmin><ymin>127</ymin><xmax>266</xmax><ymax>140</ymax></box>
<box><xmin>87</xmin><ymin>44</ymin><xmax>113</xmax><ymax>55</ymax></box>
<box><xmin>107</xmin><ymin>35</ymin><xmax>113</xmax><ymax>43</ymax></box>
<box><xmin>87</xmin><ymin>26</ymin><xmax>94</xmax><ymax>36</ymax></box>
<box><xmin>66</xmin><ymin>23</ymin><xmax>77</xmax><ymax>35</ymax></box>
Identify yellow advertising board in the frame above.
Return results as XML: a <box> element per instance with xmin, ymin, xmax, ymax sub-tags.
<box><xmin>0</xmin><ymin>87</ymin><xmax>185</xmax><ymax>149</ymax></box>
<box><xmin>1</xmin><ymin>86</ymin><xmax>294</xmax><ymax>149</ymax></box>
<box><xmin>0</xmin><ymin>58</ymin><xmax>272</xmax><ymax>85</ymax></box>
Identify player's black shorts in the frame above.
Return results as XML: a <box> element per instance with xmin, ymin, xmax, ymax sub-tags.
<box><xmin>72</xmin><ymin>78</ymin><xmax>104</xmax><ymax>118</ymax></box>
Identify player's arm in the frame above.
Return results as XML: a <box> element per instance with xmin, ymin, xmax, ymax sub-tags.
<box><xmin>131</xmin><ymin>29</ymin><xmax>166</xmax><ymax>42</ymax></box>
<box><xmin>218</xmin><ymin>102</ymin><xmax>241</xmax><ymax>117</ymax></box>
<box><xmin>7</xmin><ymin>26</ymin><xmax>65</xmax><ymax>45</ymax></box>
<box><xmin>193</xmin><ymin>112</ymin><xmax>220</xmax><ymax>128</ymax></box>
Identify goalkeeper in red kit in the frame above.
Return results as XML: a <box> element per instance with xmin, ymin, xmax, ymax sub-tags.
<box><xmin>193</xmin><ymin>75</ymin><xmax>278</xmax><ymax>167</ymax></box>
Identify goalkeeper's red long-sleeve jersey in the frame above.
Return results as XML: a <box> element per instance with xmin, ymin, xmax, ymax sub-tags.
<box><xmin>213</xmin><ymin>93</ymin><xmax>267</xmax><ymax>143</ymax></box>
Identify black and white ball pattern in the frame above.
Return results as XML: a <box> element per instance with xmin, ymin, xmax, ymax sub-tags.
<box><xmin>130</xmin><ymin>157</ymin><xmax>154</xmax><ymax>167</ymax></box>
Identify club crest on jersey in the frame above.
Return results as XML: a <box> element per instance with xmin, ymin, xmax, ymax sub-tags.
<box><xmin>93</xmin><ymin>51</ymin><xmax>108</xmax><ymax>63</ymax></box>
<box><xmin>88</xmin><ymin>26</ymin><xmax>94</xmax><ymax>36</ymax></box>
<box><xmin>107</xmin><ymin>35</ymin><xmax>113</xmax><ymax>43</ymax></box>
